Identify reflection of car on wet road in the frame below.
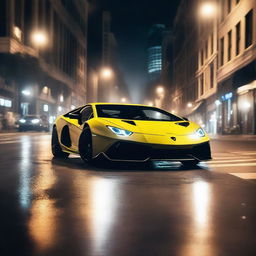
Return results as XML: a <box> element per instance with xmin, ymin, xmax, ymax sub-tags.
<box><xmin>52</xmin><ymin>103</ymin><xmax>211</xmax><ymax>166</ymax></box>
<box><xmin>18</xmin><ymin>115</ymin><xmax>50</xmax><ymax>132</ymax></box>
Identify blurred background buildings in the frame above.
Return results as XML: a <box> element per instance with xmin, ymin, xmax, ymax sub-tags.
<box><xmin>0</xmin><ymin>0</ymin><xmax>255</xmax><ymax>135</ymax></box>
<box><xmin>0</xmin><ymin>0</ymin><xmax>88</xmax><ymax>128</ymax></box>
<box><xmin>160</xmin><ymin>0</ymin><xmax>256</xmax><ymax>135</ymax></box>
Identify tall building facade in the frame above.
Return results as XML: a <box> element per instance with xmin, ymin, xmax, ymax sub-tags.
<box><xmin>0</xmin><ymin>0</ymin><xmax>88</xmax><ymax>128</ymax></box>
<box><xmin>172</xmin><ymin>0</ymin><xmax>256</xmax><ymax>134</ymax></box>
<box><xmin>147</xmin><ymin>24</ymin><xmax>166</xmax><ymax>81</ymax></box>
<box><xmin>172</xmin><ymin>0</ymin><xmax>199</xmax><ymax>116</ymax></box>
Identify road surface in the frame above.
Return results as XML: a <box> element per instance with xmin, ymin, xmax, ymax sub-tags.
<box><xmin>0</xmin><ymin>133</ymin><xmax>256</xmax><ymax>256</ymax></box>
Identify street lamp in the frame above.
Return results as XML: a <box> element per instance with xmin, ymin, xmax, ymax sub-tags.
<box><xmin>187</xmin><ymin>102</ymin><xmax>193</xmax><ymax>108</ymax></box>
<box><xmin>199</xmin><ymin>2</ymin><xmax>217</xmax><ymax>18</ymax></box>
<box><xmin>22</xmin><ymin>89</ymin><xmax>32</xmax><ymax>96</ymax></box>
<box><xmin>156</xmin><ymin>86</ymin><xmax>164</xmax><ymax>95</ymax></box>
<box><xmin>101</xmin><ymin>68</ymin><xmax>113</xmax><ymax>80</ymax></box>
<box><xmin>31</xmin><ymin>31</ymin><xmax>48</xmax><ymax>48</ymax></box>
<box><xmin>121</xmin><ymin>97</ymin><xmax>127</xmax><ymax>103</ymax></box>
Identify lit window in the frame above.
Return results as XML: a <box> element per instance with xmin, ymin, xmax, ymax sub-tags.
<box><xmin>43</xmin><ymin>104</ymin><xmax>49</xmax><ymax>112</ymax></box>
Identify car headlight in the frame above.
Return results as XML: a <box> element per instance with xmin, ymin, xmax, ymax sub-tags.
<box><xmin>31</xmin><ymin>119</ymin><xmax>40</xmax><ymax>124</ymax></box>
<box><xmin>107</xmin><ymin>126</ymin><xmax>133</xmax><ymax>136</ymax></box>
<box><xmin>19</xmin><ymin>119</ymin><xmax>26</xmax><ymax>123</ymax></box>
<box><xmin>195</xmin><ymin>128</ymin><xmax>205</xmax><ymax>137</ymax></box>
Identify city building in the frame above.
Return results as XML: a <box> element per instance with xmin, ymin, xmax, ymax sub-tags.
<box><xmin>216</xmin><ymin>0</ymin><xmax>256</xmax><ymax>134</ymax></box>
<box><xmin>172</xmin><ymin>0</ymin><xmax>256</xmax><ymax>134</ymax></box>
<box><xmin>172</xmin><ymin>0</ymin><xmax>199</xmax><ymax>116</ymax></box>
<box><xmin>147</xmin><ymin>24</ymin><xmax>166</xmax><ymax>81</ymax></box>
<box><xmin>0</xmin><ymin>0</ymin><xmax>88</xmax><ymax>129</ymax></box>
<box><xmin>87</xmin><ymin>11</ymin><xmax>129</xmax><ymax>103</ymax></box>
<box><xmin>146</xmin><ymin>24</ymin><xmax>173</xmax><ymax>108</ymax></box>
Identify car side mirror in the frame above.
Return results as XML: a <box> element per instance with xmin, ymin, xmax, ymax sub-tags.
<box><xmin>182</xmin><ymin>117</ymin><xmax>189</xmax><ymax>121</ymax></box>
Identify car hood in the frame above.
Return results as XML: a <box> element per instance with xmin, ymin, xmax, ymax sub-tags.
<box><xmin>100</xmin><ymin>118</ymin><xmax>200</xmax><ymax>135</ymax></box>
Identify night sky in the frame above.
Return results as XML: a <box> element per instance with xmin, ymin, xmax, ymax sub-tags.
<box><xmin>88</xmin><ymin>0</ymin><xmax>180</xmax><ymax>102</ymax></box>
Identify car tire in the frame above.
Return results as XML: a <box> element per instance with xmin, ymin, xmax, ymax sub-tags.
<box><xmin>79</xmin><ymin>127</ymin><xmax>93</xmax><ymax>164</ymax></box>
<box><xmin>51</xmin><ymin>126</ymin><xmax>69</xmax><ymax>158</ymax></box>
<box><xmin>181</xmin><ymin>160</ymin><xmax>199</xmax><ymax>168</ymax></box>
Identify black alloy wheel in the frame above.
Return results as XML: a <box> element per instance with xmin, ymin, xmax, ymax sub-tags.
<box><xmin>51</xmin><ymin>126</ymin><xmax>70</xmax><ymax>158</ymax></box>
<box><xmin>79</xmin><ymin>127</ymin><xmax>93</xmax><ymax>163</ymax></box>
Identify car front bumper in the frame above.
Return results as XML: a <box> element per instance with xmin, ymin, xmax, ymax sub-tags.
<box><xmin>94</xmin><ymin>140</ymin><xmax>211</xmax><ymax>162</ymax></box>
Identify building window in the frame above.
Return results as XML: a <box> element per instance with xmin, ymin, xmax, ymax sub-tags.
<box><xmin>0</xmin><ymin>0</ymin><xmax>7</xmax><ymax>36</ymax></box>
<box><xmin>227</xmin><ymin>0</ymin><xmax>232</xmax><ymax>14</ymax></box>
<box><xmin>221</xmin><ymin>0</ymin><xmax>225</xmax><ymax>21</ymax></box>
<box><xmin>228</xmin><ymin>30</ymin><xmax>232</xmax><ymax>61</ymax></box>
<box><xmin>0</xmin><ymin>98</ymin><xmax>12</xmax><ymax>108</ymax></box>
<box><xmin>211</xmin><ymin>33</ymin><xmax>214</xmax><ymax>54</ymax></box>
<box><xmin>147</xmin><ymin>46</ymin><xmax>162</xmax><ymax>75</ymax></box>
<box><xmin>210</xmin><ymin>63</ymin><xmax>214</xmax><ymax>89</ymax></box>
<box><xmin>205</xmin><ymin>41</ymin><xmax>208</xmax><ymax>60</ymax></box>
<box><xmin>220</xmin><ymin>37</ymin><xmax>224</xmax><ymax>66</ymax></box>
<box><xmin>200</xmin><ymin>74</ymin><xmax>204</xmax><ymax>96</ymax></box>
<box><xmin>201</xmin><ymin>49</ymin><xmax>204</xmax><ymax>66</ymax></box>
<box><xmin>236</xmin><ymin>22</ymin><xmax>241</xmax><ymax>55</ymax></box>
<box><xmin>245</xmin><ymin>10</ymin><xmax>253</xmax><ymax>49</ymax></box>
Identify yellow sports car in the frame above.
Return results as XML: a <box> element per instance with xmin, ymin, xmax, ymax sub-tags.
<box><xmin>51</xmin><ymin>103</ymin><xmax>211</xmax><ymax>166</ymax></box>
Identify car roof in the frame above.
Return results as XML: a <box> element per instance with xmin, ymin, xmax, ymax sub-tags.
<box><xmin>89</xmin><ymin>103</ymin><xmax>151</xmax><ymax>107</ymax></box>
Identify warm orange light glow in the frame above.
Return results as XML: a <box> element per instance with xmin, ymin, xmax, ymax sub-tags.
<box><xmin>200</xmin><ymin>2</ymin><xmax>216</xmax><ymax>18</ymax></box>
<box><xmin>101</xmin><ymin>68</ymin><xmax>113</xmax><ymax>79</ymax></box>
<box><xmin>187</xmin><ymin>102</ymin><xmax>193</xmax><ymax>108</ymax></box>
<box><xmin>156</xmin><ymin>86</ymin><xmax>164</xmax><ymax>95</ymax></box>
<box><xmin>31</xmin><ymin>31</ymin><xmax>48</xmax><ymax>47</ymax></box>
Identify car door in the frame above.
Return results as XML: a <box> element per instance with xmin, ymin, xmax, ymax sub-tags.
<box><xmin>69</xmin><ymin>105</ymin><xmax>93</xmax><ymax>150</ymax></box>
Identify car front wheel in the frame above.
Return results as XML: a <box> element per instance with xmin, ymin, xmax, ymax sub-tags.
<box><xmin>79</xmin><ymin>127</ymin><xmax>93</xmax><ymax>164</ymax></box>
<box><xmin>51</xmin><ymin>126</ymin><xmax>69</xmax><ymax>158</ymax></box>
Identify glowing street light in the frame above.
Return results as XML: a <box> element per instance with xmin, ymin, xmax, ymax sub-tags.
<box><xmin>187</xmin><ymin>102</ymin><xmax>193</xmax><ymax>108</ymax></box>
<box><xmin>200</xmin><ymin>2</ymin><xmax>216</xmax><ymax>18</ymax></box>
<box><xmin>241</xmin><ymin>101</ymin><xmax>251</xmax><ymax>110</ymax></box>
<box><xmin>121</xmin><ymin>97</ymin><xmax>127</xmax><ymax>103</ymax></box>
<box><xmin>22</xmin><ymin>89</ymin><xmax>32</xmax><ymax>96</ymax></box>
<box><xmin>156</xmin><ymin>86</ymin><xmax>164</xmax><ymax>95</ymax></box>
<box><xmin>101</xmin><ymin>68</ymin><xmax>113</xmax><ymax>79</ymax></box>
<box><xmin>31</xmin><ymin>31</ymin><xmax>48</xmax><ymax>47</ymax></box>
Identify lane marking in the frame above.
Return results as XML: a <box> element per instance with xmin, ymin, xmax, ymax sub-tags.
<box><xmin>230</xmin><ymin>151</ymin><xmax>256</xmax><ymax>155</ymax></box>
<box><xmin>212</xmin><ymin>156</ymin><xmax>254</xmax><ymax>159</ymax></box>
<box><xmin>0</xmin><ymin>140</ymin><xmax>22</xmax><ymax>144</ymax></box>
<box><xmin>230</xmin><ymin>173</ymin><xmax>256</xmax><ymax>179</ymax></box>
<box><xmin>208</xmin><ymin>163</ymin><xmax>256</xmax><ymax>167</ymax></box>
<box><xmin>208</xmin><ymin>159</ymin><xmax>256</xmax><ymax>163</ymax></box>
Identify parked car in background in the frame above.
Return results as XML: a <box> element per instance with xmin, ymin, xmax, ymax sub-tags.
<box><xmin>18</xmin><ymin>115</ymin><xmax>50</xmax><ymax>132</ymax></box>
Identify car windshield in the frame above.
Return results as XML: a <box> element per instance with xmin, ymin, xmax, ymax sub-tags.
<box><xmin>96</xmin><ymin>105</ymin><xmax>183</xmax><ymax>121</ymax></box>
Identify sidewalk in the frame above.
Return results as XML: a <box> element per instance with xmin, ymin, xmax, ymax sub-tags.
<box><xmin>210</xmin><ymin>134</ymin><xmax>256</xmax><ymax>141</ymax></box>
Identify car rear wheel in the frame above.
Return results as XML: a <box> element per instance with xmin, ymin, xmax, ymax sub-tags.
<box><xmin>51</xmin><ymin>126</ymin><xmax>69</xmax><ymax>158</ymax></box>
<box><xmin>79</xmin><ymin>127</ymin><xmax>93</xmax><ymax>164</ymax></box>
<box><xmin>181</xmin><ymin>160</ymin><xmax>199</xmax><ymax>168</ymax></box>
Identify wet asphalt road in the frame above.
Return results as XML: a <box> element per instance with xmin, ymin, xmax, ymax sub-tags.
<box><xmin>0</xmin><ymin>133</ymin><xmax>256</xmax><ymax>256</ymax></box>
